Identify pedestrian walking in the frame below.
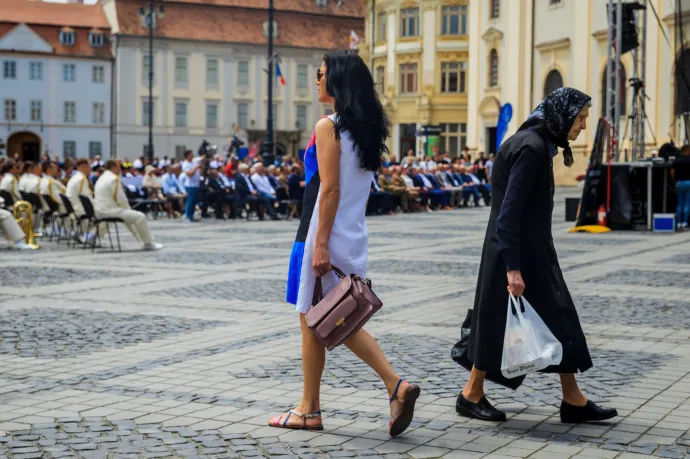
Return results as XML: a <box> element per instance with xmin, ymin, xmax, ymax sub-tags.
<box><xmin>456</xmin><ymin>87</ymin><xmax>618</xmax><ymax>424</ymax></box>
<box><xmin>269</xmin><ymin>50</ymin><xmax>420</xmax><ymax>437</ymax></box>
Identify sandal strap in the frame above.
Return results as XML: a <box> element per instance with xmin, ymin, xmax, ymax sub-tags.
<box><xmin>288</xmin><ymin>409</ymin><xmax>322</xmax><ymax>418</ymax></box>
<box><xmin>389</xmin><ymin>378</ymin><xmax>404</xmax><ymax>403</ymax></box>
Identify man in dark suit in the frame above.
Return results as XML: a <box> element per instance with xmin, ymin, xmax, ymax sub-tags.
<box><xmin>423</xmin><ymin>169</ymin><xmax>452</xmax><ymax>209</ymax></box>
<box><xmin>454</xmin><ymin>165</ymin><xmax>481</xmax><ymax>206</ymax></box>
<box><xmin>203</xmin><ymin>168</ymin><xmax>235</xmax><ymax>219</ymax></box>
<box><xmin>368</xmin><ymin>177</ymin><xmax>395</xmax><ymax>215</ymax></box>
<box><xmin>287</xmin><ymin>165</ymin><xmax>305</xmax><ymax>201</ymax></box>
<box><xmin>407</xmin><ymin>167</ymin><xmax>434</xmax><ymax>209</ymax></box>
<box><xmin>235</xmin><ymin>163</ymin><xmax>277</xmax><ymax>220</ymax></box>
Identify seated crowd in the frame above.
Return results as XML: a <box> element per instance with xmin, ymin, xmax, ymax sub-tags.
<box><xmin>0</xmin><ymin>147</ymin><xmax>492</xmax><ymax>250</ymax></box>
<box><xmin>367</xmin><ymin>148</ymin><xmax>494</xmax><ymax>215</ymax></box>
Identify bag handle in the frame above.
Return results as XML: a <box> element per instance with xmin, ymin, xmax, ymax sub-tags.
<box><xmin>311</xmin><ymin>265</ymin><xmax>346</xmax><ymax>306</ymax></box>
<box><xmin>509</xmin><ymin>294</ymin><xmax>526</xmax><ymax>322</ymax></box>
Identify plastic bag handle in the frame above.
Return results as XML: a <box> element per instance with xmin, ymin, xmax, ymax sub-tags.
<box><xmin>509</xmin><ymin>294</ymin><xmax>526</xmax><ymax>322</ymax></box>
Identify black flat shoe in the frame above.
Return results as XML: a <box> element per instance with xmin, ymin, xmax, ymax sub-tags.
<box><xmin>560</xmin><ymin>400</ymin><xmax>618</xmax><ymax>423</ymax></box>
<box><xmin>455</xmin><ymin>394</ymin><xmax>507</xmax><ymax>422</ymax></box>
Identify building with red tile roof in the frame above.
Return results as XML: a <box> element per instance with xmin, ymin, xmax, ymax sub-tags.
<box><xmin>102</xmin><ymin>0</ymin><xmax>364</xmax><ymax>159</ymax></box>
<box><xmin>0</xmin><ymin>0</ymin><xmax>113</xmax><ymax>160</ymax></box>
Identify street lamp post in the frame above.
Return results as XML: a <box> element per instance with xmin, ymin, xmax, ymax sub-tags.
<box><xmin>262</xmin><ymin>0</ymin><xmax>275</xmax><ymax>167</ymax></box>
<box><xmin>139</xmin><ymin>1</ymin><xmax>164</xmax><ymax>163</ymax></box>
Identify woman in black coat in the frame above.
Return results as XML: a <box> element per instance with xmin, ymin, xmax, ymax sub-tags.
<box><xmin>456</xmin><ymin>88</ymin><xmax>617</xmax><ymax>424</ymax></box>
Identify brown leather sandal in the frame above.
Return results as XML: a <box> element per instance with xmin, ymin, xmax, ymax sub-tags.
<box><xmin>389</xmin><ymin>378</ymin><xmax>421</xmax><ymax>437</ymax></box>
<box><xmin>268</xmin><ymin>409</ymin><xmax>324</xmax><ymax>431</ymax></box>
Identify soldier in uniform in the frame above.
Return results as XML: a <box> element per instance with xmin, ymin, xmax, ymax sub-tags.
<box><xmin>0</xmin><ymin>208</ymin><xmax>32</xmax><ymax>250</ymax></box>
<box><xmin>39</xmin><ymin>161</ymin><xmax>68</xmax><ymax>215</ymax></box>
<box><xmin>0</xmin><ymin>161</ymin><xmax>22</xmax><ymax>203</ymax></box>
<box><xmin>67</xmin><ymin>158</ymin><xmax>105</xmax><ymax>243</ymax></box>
<box><xmin>94</xmin><ymin>160</ymin><xmax>163</xmax><ymax>251</ymax></box>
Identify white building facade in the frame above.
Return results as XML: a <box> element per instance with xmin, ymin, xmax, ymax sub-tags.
<box><xmin>467</xmin><ymin>0</ymin><xmax>690</xmax><ymax>184</ymax></box>
<box><xmin>102</xmin><ymin>0</ymin><xmax>363</xmax><ymax>160</ymax></box>
<box><xmin>0</xmin><ymin>0</ymin><xmax>113</xmax><ymax>162</ymax></box>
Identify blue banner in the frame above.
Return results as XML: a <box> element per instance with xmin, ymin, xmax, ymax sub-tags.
<box><xmin>496</xmin><ymin>103</ymin><xmax>513</xmax><ymax>149</ymax></box>
<box><xmin>237</xmin><ymin>147</ymin><xmax>249</xmax><ymax>160</ymax></box>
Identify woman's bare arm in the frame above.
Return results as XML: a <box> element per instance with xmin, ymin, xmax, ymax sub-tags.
<box><xmin>314</xmin><ymin>118</ymin><xmax>341</xmax><ymax>252</ymax></box>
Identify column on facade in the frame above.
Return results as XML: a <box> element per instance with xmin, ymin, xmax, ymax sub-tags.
<box><xmin>385</xmin><ymin>5</ymin><xmax>396</xmax><ymax>97</ymax></box>
<box><xmin>502</xmin><ymin>0</ymin><xmax>522</xmax><ymax>135</ymax></box>
<box><xmin>466</xmin><ymin>0</ymin><xmax>481</xmax><ymax>150</ymax></box>
<box><xmin>421</xmin><ymin>3</ymin><xmax>436</xmax><ymax>93</ymax></box>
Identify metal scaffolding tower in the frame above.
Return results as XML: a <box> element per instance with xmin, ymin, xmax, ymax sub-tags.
<box><xmin>607</xmin><ymin>0</ymin><xmax>653</xmax><ymax>162</ymax></box>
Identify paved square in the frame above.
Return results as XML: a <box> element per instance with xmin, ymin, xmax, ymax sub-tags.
<box><xmin>0</xmin><ymin>189</ymin><xmax>689</xmax><ymax>459</ymax></box>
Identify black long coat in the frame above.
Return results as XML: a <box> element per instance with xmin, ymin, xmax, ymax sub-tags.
<box><xmin>467</xmin><ymin>128</ymin><xmax>593</xmax><ymax>378</ymax></box>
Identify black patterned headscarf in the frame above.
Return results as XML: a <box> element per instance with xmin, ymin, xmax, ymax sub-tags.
<box><xmin>517</xmin><ymin>87</ymin><xmax>591</xmax><ymax>167</ymax></box>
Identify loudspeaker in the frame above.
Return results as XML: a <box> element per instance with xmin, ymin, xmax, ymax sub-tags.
<box><xmin>565</xmin><ymin>197</ymin><xmax>580</xmax><ymax>222</ymax></box>
<box><xmin>607</xmin><ymin>3</ymin><xmax>642</xmax><ymax>55</ymax></box>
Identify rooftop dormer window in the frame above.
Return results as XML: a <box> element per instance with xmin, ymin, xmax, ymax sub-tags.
<box><xmin>316</xmin><ymin>0</ymin><xmax>327</xmax><ymax>7</ymax></box>
<box><xmin>89</xmin><ymin>29</ymin><xmax>104</xmax><ymax>47</ymax></box>
<box><xmin>60</xmin><ymin>27</ymin><xmax>75</xmax><ymax>46</ymax></box>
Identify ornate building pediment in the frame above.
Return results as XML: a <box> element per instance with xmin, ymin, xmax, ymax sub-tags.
<box><xmin>482</xmin><ymin>27</ymin><xmax>504</xmax><ymax>43</ymax></box>
<box><xmin>535</xmin><ymin>38</ymin><xmax>570</xmax><ymax>52</ymax></box>
<box><xmin>478</xmin><ymin>95</ymin><xmax>501</xmax><ymax>117</ymax></box>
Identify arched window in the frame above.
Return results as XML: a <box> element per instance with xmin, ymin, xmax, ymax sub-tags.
<box><xmin>490</xmin><ymin>0</ymin><xmax>500</xmax><ymax>19</ymax></box>
<box><xmin>543</xmin><ymin>69</ymin><xmax>563</xmax><ymax>97</ymax></box>
<box><xmin>675</xmin><ymin>49</ymin><xmax>690</xmax><ymax>115</ymax></box>
<box><xmin>489</xmin><ymin>49</ymin><xmax>498</xmax><ymax>88</ymax></box>
<box><xmin>601</xmin><ymin>60</ymin><xmax>627</xmax><ymax>119</ymax></box>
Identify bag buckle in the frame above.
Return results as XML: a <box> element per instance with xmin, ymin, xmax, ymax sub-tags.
<box><xmin>336</xmin><ymin>317</ymin><xmax>345</xmax><ymax>326</ymax></box>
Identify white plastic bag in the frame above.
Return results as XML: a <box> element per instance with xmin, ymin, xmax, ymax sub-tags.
<box><xmin>501</xmin><ymin>294</ymin><xmax>563</xmax><ymax>378</ymax></box>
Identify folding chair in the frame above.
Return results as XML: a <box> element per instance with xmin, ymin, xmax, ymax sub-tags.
<box><xmin>78</xmin><ymin>195</ymin><xmax>123</xmax><ymax>252</ymax></box>
<box><xmin>0</xmin><ymin>190</ymin><xmax>13</xmax><ymax>210</ymax></box>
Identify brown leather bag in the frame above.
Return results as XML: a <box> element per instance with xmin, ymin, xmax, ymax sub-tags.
<box><xmin>305</xmin><ymin>266</ymin><xmax>383</xmax><ymax>351</ymax></box>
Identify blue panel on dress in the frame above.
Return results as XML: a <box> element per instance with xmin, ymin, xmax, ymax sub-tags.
<box><xmin>286</xmin><ymin>241</ymin><xmax>306</xmax><ymax>305</ymax></box>
<box><xmin>304</xmin><ymin>130</ymin><xmax>318</xmax><ymax>185</ymax></box>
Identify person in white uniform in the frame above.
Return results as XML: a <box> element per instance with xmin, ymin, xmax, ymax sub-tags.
<box><xmin>0</xmin><ymin>161</ymin><xmax>22</xmax><ymax>204</ymax></box>
<box><xmin>67</xmin><ymin>158</ymin><xmax>105</xmax><ymax>241</ymax></box>
<box><xmin>94</xmin><ymin>160</ymin><xmax>163</xmax><ymax>251</ymax></box>
<box><xmin>18</xmin><ymin>162</ymin><xmax>42</xmax><ymax>195</ymax></box>
<box><xmin>39</xmin><ymin>161</ymin><xmax>68</xmax><ymax>214</ymax></box>
<box><xmin>270</xmin><ymin>50</ymin><xmax>420</xmax><ymax>437</ymax></box>
<box><xmin>0</xmin><ymin>208</ymin><xmax>32</xmax><ymax>249</ymax></box>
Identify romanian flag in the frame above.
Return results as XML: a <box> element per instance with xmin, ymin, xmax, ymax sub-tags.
<box><xmin>276</xmin><ymin>63</ymin><xmax>286</xmax><ymax>86</ymax></box>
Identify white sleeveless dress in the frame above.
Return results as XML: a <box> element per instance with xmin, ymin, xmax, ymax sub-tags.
<box><xmin>286</xmin><ymin>114</ymin><xmax>373</xmax><ymax>314</ymax></box>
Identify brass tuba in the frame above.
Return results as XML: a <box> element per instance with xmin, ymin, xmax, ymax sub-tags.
<box><xmin>13</xmin><ymin>200</ymin><xmax>39</xmax><ymax>248</ymax></box>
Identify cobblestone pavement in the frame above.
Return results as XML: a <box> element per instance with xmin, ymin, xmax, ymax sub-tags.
<box><xmin>0</xmin><ymin>188</ymin><xmax>689</xmax><ymax>459</ymax></box>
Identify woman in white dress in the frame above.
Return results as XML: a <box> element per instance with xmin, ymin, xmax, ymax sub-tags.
<box><xmin>270</xmin><ymin>50</ymin><xmax>420</xmax><ymax>437</ymax></box>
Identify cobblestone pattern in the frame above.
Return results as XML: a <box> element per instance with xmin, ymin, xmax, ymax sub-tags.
<box><xmin>589</xmin><ymin>269</ymin><xmax>690</xmax><ymax>288</ymax></box>
<box><xmin>432</xmin><ymin>224</ymin><xmax>490</xmax><ymax>233</ymax></box>
<box><xmin>0</xmin><ymin>420</ymin><xmax>367</xmax><ymax>459</ymax></box>
<box><xmin>552</xmin><ymin>236</ymin><xmax>639</xmax><ymax>246</ymax></box>
<box><xmin>0</xmin><ymin>267</ymin><xmax>137</xmax><ymax>288</ymax></box>
<box><xmin>230</xmin><ymin>334</ymin><xmax>673</xmax><ymax>406</ymax></box>
<box><xmin>136</xmin><ymin>251</ymin><xmax>272</xmax><ymax>265</ymax></box>
<box><xmin>207</xmin><ymin>227</ymin><xmax>295</xmax><ymax>235</ymax></box>
<box><xmin>368</xmin><ymin>232</ymin><xmax>455</xmax><ymax>241</ymax></box>
<box><xmin>0</xmin><ymin>308</ymin><xmax>228</xmax><ymax>359</ymax></box>
<box><xmin>661</xmin><ymin>254</ymin><xmax>690</xmax><ymax>264</ymax></box>
<box><xmin>575</xmin><ymin>295</ymin><xmax>690</xmax><ymax>328</ymax></box>
<box><xmin>1</xmin><ymin>406</ymin><xmax>687</xmax><ymax>459</ymax></box>
<box><xmin>148</xmin><ymin>278</ymin><xmax>400</xmax><ymax>304</ymax></box>
<box><xmin>368</xmin><ymin>260</ymin><xmax>480</xmax><ymax>277</ymax></box>
<box><xmin>148</xmin><ymin>279</ymin><xmax>289</xmax><ymax>302</ymax></box>
<box><xmin>2</xmin><ymin>330</ymin><xmax>297</xmax><ymax>394</ymax></box>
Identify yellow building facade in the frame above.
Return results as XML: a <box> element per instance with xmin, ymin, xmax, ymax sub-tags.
<box><xmin>359</xmin><ymin>0</ymin><xmax>470</xmax><ymax>160</ymax></box>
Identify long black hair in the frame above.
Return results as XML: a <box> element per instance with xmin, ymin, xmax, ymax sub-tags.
<box><xmin>323</xmin><ymin>50</ymin><xmax>390</xmax><ymax>172</ymax></box>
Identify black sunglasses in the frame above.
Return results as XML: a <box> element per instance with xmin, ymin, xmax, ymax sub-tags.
<box><xmin>316</xmin><ymin>69</ymin><xmax>325</xmax><ymax>81</ymax></box>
